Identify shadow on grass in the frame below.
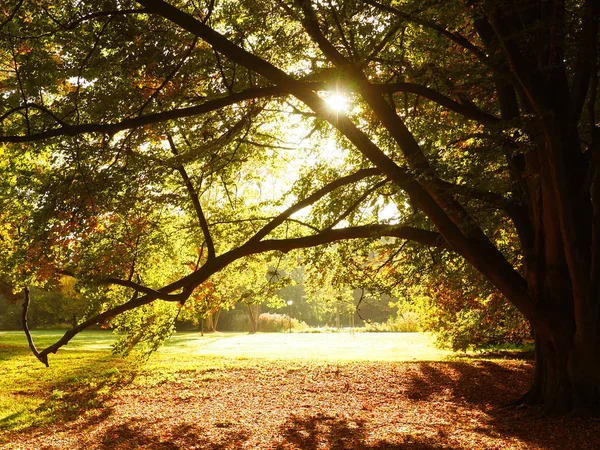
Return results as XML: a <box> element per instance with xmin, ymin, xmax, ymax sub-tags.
<box><xmin>0</xmin><ymin>359</ymin><xmax>137</xmax><ymax>432</ymax></box>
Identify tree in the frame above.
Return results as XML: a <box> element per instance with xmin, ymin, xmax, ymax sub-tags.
<box><xmin>1</xmin><ymin>0</ymin><xmax>598</xmax><ymax>414</ymax></box>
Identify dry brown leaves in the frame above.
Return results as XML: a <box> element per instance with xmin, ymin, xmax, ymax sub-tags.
<box><xmin>4</xmin><ymin>359</ymin><xmax>600</xmax><ymax>449</ymax></box>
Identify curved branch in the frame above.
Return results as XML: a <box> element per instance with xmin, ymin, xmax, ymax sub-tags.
<box><xmin>101</xmin><ymin>278</ymin><xmax>188</xmax><ymax>301</ymax></box>
<box><xmin>254</xmin><ymin>224</ymin><xmax>446</xmax><ymax>252</ymax></box>
<box><xmin>63</xmin><ymin>9</ymin><xmax>148</xmax><ymax>31</ymax></box>
<box><xmin>324</xmin><ymin>178</ymin><xmax>390</xmax><ymax>231</ymax></box>
<box><xmin>22</xmin><ymin>287</ymin><xmax>48</xmax><ymax>367</ymax></box>
<box><xmin>0</xmin><ymin>103</ymin><xmax>69</xmax><ymax>126</ymax></box>
<box><xmin>433</xmin><ymin>179</ymin><xmax>511</xmax><ymax>208</ymax></box>
<box><xmin>374</xmin><ymin>83</ymin><xmax>500</xmax><ymax>125</ymax></box>
<box><xmin>0</xmin><ymin>86</ymin><xmax>284</xmax><ymax>143</ymax></box>
<box><xmin>34</xmin><ymin>221</ymin><xmax>442</xmax><ymax>364</ymax></box>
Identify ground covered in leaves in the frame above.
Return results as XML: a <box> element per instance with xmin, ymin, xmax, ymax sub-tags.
<box><xmin>4</xmin><ymin>358</ymin><xmax>600</xmax><ymax>449</ymax></box>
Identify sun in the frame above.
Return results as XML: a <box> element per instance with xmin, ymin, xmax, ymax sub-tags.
<box><xmin>324</xmin><ymin>93</ymin><xmax>349</xmax><ymax>113</ymax></box>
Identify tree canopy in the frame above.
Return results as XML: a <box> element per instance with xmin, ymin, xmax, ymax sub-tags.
<box><xmin>1</xmin><ymin>0</ymin><xmax>598</xmax><ymax>414</ymax></box>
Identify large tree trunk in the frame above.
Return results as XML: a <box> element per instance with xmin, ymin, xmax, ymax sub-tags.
<box><xmin>519</xmin><ymin>130</ymin><xmax>600</xmax><ymax>414</ymax></box>
<box><xmin>525</xmin><ymin>322</ymin><xmax>600</xmax><ymax>415</ymax></box>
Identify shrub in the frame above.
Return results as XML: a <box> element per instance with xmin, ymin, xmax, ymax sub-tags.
<box><xmin>424</xmin><ymin>294</ymin><xmax>531</xmax><ymax>352</ymax></box>
<box><xmin>258</xmin><ymin>313</ymin><xmax>309</xmax><ymax>332</ymax></box>
<box><xmin>363</xmin><ymin>311</ymin><xmax>421</xmax><ymax>332</ymax></box>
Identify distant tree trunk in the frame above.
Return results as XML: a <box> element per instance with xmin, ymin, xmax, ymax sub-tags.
<box><xmin>246</xmin><ymin>303</ymin><xmax>260</xmax><ymax>334</ymax></box>
<box><xmin>212</xmin><ymin>308</ymin><xmax>221</xmax><ymax>331</ymax></box>
<box><xmin>203</xmin><ymin>314</ymin><xmax>215</xmax><ymax>332</ymax></box>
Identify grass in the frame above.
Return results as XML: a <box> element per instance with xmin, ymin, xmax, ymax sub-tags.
<box><xmin>159</xmin><ymin>330</ymin><xmax>453</xmax><ymax>361</ymax></box>
<box><xmin>0</xmin><ymin>330</ymin><xmax>450</xmax><ymax>435</ymax></box>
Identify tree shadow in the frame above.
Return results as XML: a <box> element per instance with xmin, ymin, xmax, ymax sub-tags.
<box><xmin>91</xmin><ymin>415</ymin><xmax>442</xmax><ymax>450</ymax></box>
<box><xmin>277</xmin><ymin>414</ymin><xmax>443</xmax><ymax>450</ymax></box>
<box><xmin>0</xmin><ymin>359</ymin><xmax>137</xmax><ymax>432</ymax></box>
<box><xmin>403</xmin><ymin>361</ymin><xmax>523</xmax><ymax>404</ymax></box>
<box><xmin>97</xmin><ymin>419</ymin><xmax>250</xmax><ymax>450</ymax></box>
<box><xmin>404</xmin><ymin>361</ymin><xmax>600</xmax><ymax>450</ymax></box>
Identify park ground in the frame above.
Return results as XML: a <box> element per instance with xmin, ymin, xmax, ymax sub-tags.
<box><xmin>1</xmin><ymin>331</ymin><xmax>600</xmax><ymax>449</ymax></box>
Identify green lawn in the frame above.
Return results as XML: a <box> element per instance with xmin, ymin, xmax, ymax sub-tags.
<box><xmin>160</xmin><ymin>330</ymin><xmax>453</xmax><ymax>360</ymax></box>
<box><xmin>0</xmin><ymin>330</ymin><xmax>451</xmax><ymax>436</ymax></box>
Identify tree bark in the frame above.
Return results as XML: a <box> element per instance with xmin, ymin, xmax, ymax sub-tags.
<box><xmin>246</xmin><ymin>303</ymin><xmax>260</xmax><ymax>334</ymax></box>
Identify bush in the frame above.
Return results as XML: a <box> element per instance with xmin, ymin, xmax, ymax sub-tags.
<box><xmin>425</xmin><ymin>294</ymin><xmax>530</xmax><ymax>352</ymax></box>
<box><xmin>258</xmin><ymin>313</ymin><xmax>309</xmax><ymax>332</ymax></box>
<box><xmin>363</xmin><ymin>311</ymin><xmax>421</xmax><ymax>332</ymax></box>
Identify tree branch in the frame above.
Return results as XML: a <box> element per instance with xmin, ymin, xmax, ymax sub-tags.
<box><xmin>247</xmin><ymin>167</ymin><xmax>384</xmax><ymax>243</ymax></box>
<box><xmin>137</xmin><ymin>36</ymin><xmax>198</xmax><ymax>115</ymax></box>
<box><xmin>33</xmin><ymin>219</ymin><xmax>440</xmax><ymax>365</ymax></box>
<box><xmin>0</xmin><ymin>86</ymin><xmax>284</xmax><ymax>143</ymax></box>
<box><xmin>374</xmin><ymin>83</ymin><xmax>500</xmax><ymax>125</ymax></box>
<box><xmin>253</xmin><ymin>224</ymin><xmax>446</xmax><ymax>253</ymax></box>
<box><xmin>136</xmin><ymin>0</ymin><xmax>534</xmax><ymax>321</ymax></box>
<box><xmin>101</xmin><ymin>278</ymin><xmax>188</xmax><ymax>301</ymax></box>
<box><xmin>0</xmin><ymin>103</ymin><xmax>69</xmax><ymax>127</ymax></box>
<box><xmin>168</xmin><ymin>134</ymin><xmax>216</xmax><ymax>259</ymax></box>
<box><xmin>22</xmin><ymin>287</ymin><xmax>49</xmax><ymax>367</ymax></box>
<box><xmin>0</xmin><ymin>0</ymin><xmax>24</xmax><ymax>33</ymax></box>
<box><xmin>62</xmin><ymin>9</ymin><xmax>147</xmax><ymax>31</ymax></box>
<box><xmin>364</xmin><ymin>0</ymin><xmax>490</xmax><ymax>66</ymax></box>
<box><xmin>324</xmin><ymin>179</ymin><xmax>390</xmax><ymax>231</ymax></box>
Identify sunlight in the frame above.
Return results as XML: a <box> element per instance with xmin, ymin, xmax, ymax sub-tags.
<box><xmin>324</xmin><ymin>93</ymin><xmax>349</xmax><ymax>113</ymax></box>
<box><xmin>378</xmin><ymin>202</ymin><xmax>400</xmax><ymax>224</ymax></box>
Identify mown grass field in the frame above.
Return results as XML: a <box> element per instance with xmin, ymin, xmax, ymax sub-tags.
<box><xmin>1</xmin><ymin>330</ymin><xmax>599</xmax><ymax>449</ymax></box>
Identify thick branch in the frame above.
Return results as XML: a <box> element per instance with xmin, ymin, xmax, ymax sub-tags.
<box><xmin>34</xmin><ymin>220</ymin><xmax>440</xmax><ymax>364</ymax></box>
<box><xmin>254</xmin><ymin>224</ymin><xmax>446</xmax><ymax>252</ymax></box>
<box><xmin>0</xmin><ymin>86</ymin><xmax>283</xmax><ymax>143</ymax></box>
<box><xmin>375</xmin><ymin>83</ymin><xmax>500</xmax><ymax>125</ymax></box>
<box><xmin>101</xmin><ymin>278</ymin><xmax>189</xmax><ymax>301</ymax></box>
<box><xmin>0</xmin><ymin>80</ymin><xmax>499</xmax><ymax>144</ymax></box>
<box><xmin>136</xmin><ymin>0</ymin><xmax>534</xmax><ymax>321</ymax></box>
<box><xmin>22</xmin><ymin>287</ymin><xmax>48</xmax><ymax>367</ymax></box>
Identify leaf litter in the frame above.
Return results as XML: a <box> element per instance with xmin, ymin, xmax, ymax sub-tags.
<box><xmin>3</xmin><ymin>359</ymin><xmax>600</xmax><ymax>449</ymax></box>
